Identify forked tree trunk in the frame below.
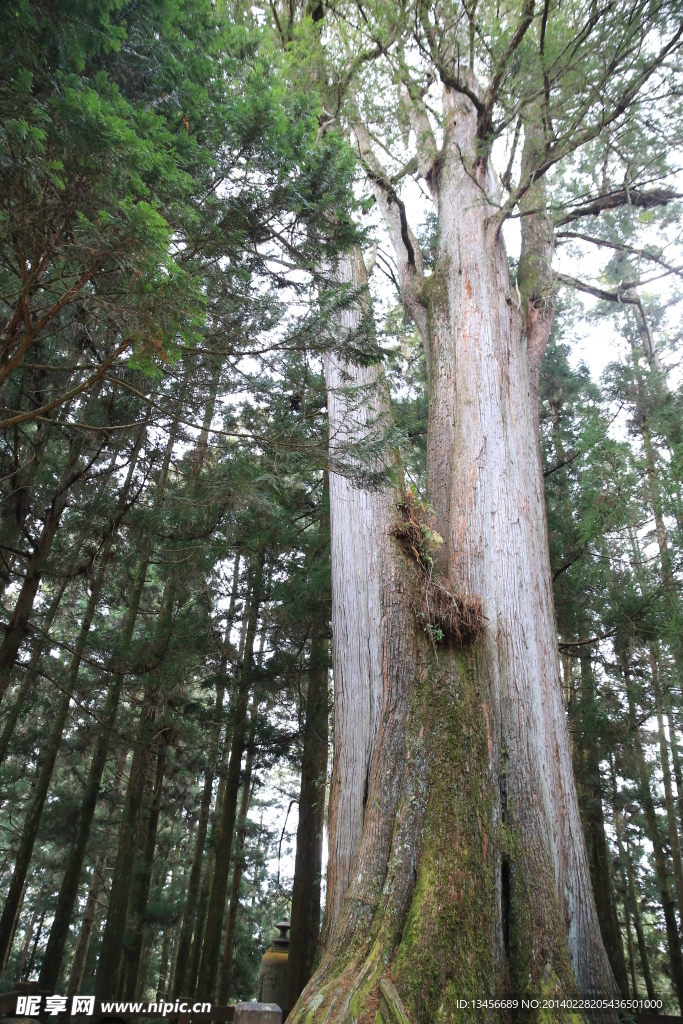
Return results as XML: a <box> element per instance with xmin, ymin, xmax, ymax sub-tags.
<box><xmin>293</xmin><ymin>82</ymin><xmax>614</xmax><ymax>1023</ymax></box>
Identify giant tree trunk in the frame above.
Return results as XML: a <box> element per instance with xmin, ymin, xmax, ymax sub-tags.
<box><xmin>294</xmin><ymin>83</ymin><xmax>613</xmax><ymax>1023</ymax></box>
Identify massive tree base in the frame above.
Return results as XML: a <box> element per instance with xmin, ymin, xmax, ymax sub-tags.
<box><xmin>290</xmin><ymin>591</ymin><xmax>588</xmax><ymax>1024</ymax></box>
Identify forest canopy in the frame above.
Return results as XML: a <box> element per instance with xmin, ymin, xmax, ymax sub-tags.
<box><xmin>1</xmin><ymin>0</ymin><xmax>683</xmax><ymax>1021</ymax></box>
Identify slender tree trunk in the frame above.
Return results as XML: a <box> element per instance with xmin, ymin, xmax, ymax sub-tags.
<box><xmin>171</xmin><ymin>770</ymin><xmax>215</xmax><ymax>996</ymax></box>
<box><xmin>667</xmin><ymin>696</ymin><xmax>683</xmax><ymax>834</ymax></box>
<box><xmin>95</xmin><ymin>576</ymin><xmax>176</xmax><ymax>998</ymax></box>
<box><xmin>135</xmin><ymin>925</ymin><xmax>155</xmax><ymax>1000</ymax></box>
<box><xmin>36</xmin><ymin>427</ymin><xmax>154</xmax><ymax>992</ymax></box>
<box><xmin>650</xmin><ymin>645</ymin><xmax>683</xmax><ymax>927</ymax></box>
<box><xmin>187</xmin><ymin>777</ymin><xmax>226</xmax><ymax>997</ymax></box>
<box><xmin>0</xmin><ymin>406</ymin><xmax>53</xmax><ymax>599</ymax></box>
<box><xmin>0</xmin><ymin>579</ymin><xmax>66</xmax><ymax>766</ymax></box>
<box><xmin>172</xmin><ymin>556</ymin><xmax>241</xmax><ymax>998</ymax></box>
<box><xmin>24</xmin><ymin>909</ymin><xmax>46</xmax><ymax>979</ymax></box>
<box><xmin>0</xmin><ymin>487</ymin><xmax>70</xmax><ymax>704</ymax></box>
<box><xmin>0</xmin><ymin>424</ymin><xmax>91</xmax><ymax>706</ymax></box>
<box><xmin>120</xmin><ymin>742</ymin><xmax>168</xmax><ymax>999</ymax></box>
<box><xmin>297</xmin><ymin>87</ymin><xmax>614</xmax><ymax>1020</ymax></box>
<box><xmin>157</xmin><ymin>926</ymin><xmax>173</xmax><ymax>1000</ymax></box>
<box><xmin>196</xmin><ymin>559</ymin><xmax>263</xmax><ymax>1001</ymax></box>
<box><xmin>167</xmin><ymin>930</ymin><xmax>180</xmax><ymax>998</ymax></box>
<box><xmin>194</xmin><ymin>359</ymin><xmax>222</xmax><ymax>472</ymax></box>
<box><xmin>66</xmin><ymin>853</ymin><xmax>107</xmax><ymax>997</ymax></box>
<box><xmin>572</xmin><ymin>657</ymin><xmax>629</xmax><ymax>995</ymax></box>
<box><xmin>0</xmin><ymin>520</ymin><xmax>124</xmax><ymax>976</ymax></box>
<box><xmin>38</xmin><ymin>549</ymin><xmax>149</xmax><ymax>991</ymax></box>
<box><xmin>624</xmin><ymin>907</ymin><xmax>639</xmax><ymax>1000</ymax></box>
<box><xmin>98</xmin><ymin>738</ymin><xmax>151</xmax><ymax>999</ymax></box>
<box><xmin>287</xmin><ymin>636</ymin><xmax>329</xmax><ymax>1011</ymax></box>
<box><xmin>217</xmin><ymin>705</ymin><xmax>257</xmax><ymax>1004</ymax></box>
<box><xmin>93</xmin><ymin>369</ymin><xmax>211</xmax><ymax>997</ymax></box>
<box><xmin>14</xmin><ymin>883</ymin><xmax>46</xmax><ymax>983</ymax></box>
<box><xmin>626</xmin><ymin>852</ymin><xmax>656</xmax><ymax>1003</ymax></box>
<box><xmin>171</xmin><ymin>768</ymin><xmax>215</xmax><ymax>998</ymax></box>
<box><xmin>622</xmin><ymin>652</ymin><xmax>682</xmax><ymax>1008</ymax></box>
<box><xmin>611</xmin><ymin>757</ymin><xmax>657</xmax><ymax>1003</ymax></box>
<box><xmin>636</xmin><ymin>359</ymin><xmax>683</xmax><ymax>828</ymax></box>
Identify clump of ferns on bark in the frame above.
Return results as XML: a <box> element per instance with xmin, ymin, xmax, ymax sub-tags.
<box><xmin>392</xmin><ymin>488</ymin><xmax>483</xmax><ymax>646</ymax></box>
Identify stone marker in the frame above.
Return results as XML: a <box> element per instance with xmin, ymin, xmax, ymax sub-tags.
<box><xmin>233</xmin><ymin>1003</ymin><xmax>282</xmax><ymax>1024</ymax></box>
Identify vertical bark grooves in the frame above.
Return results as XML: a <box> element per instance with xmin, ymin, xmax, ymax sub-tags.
<box><xmin>287</xmin><ymin>636</ymin><xmax>329</xmax><ymax>1010</ymax></box>
<box><xmin>435</xmin><ymin>86</ymin><xmax>611</xmax><ymax>997</ymax></box>
<box><xmin>296</xmin><ymin>78</ymin><xmax>614</xmax><ymax>1023</ymax></box>
<box><xmin>320</xmin><ymin>249</ymin><xmax>401</xmax><ymax>947</ymax></box>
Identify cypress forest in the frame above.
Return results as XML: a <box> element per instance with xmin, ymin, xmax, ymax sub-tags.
<box><xmin>1</xmin><ymin>0</ymin><xmax>683</xmax><ymax>1020</ymax></box>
